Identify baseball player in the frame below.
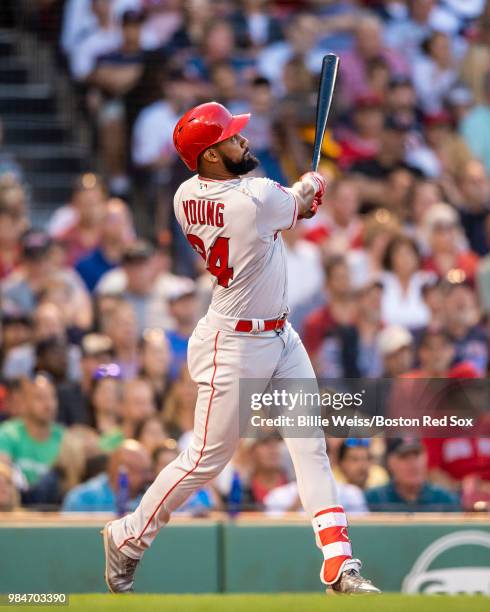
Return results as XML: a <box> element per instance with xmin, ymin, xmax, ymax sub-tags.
<box><xmin>102</xmin><ymin>102</ymin><xmax>380</xmax><ymax>595</ymax></box>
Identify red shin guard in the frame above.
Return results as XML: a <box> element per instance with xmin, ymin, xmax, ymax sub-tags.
<box><xmin>312</xmin><ymin>506</ymin><xmax>352</xmax><ymax>585</ymax></box>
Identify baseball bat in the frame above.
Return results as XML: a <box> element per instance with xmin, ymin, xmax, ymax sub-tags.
<box><xmin>311</xmin><ymin>53</ymin><xmax>340</xmax><ymax>172</ymax></box>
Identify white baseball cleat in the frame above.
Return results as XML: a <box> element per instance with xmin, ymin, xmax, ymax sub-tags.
<box><xmin>331</xmin><ymin>567</ymin><xmax>381</xmax><ymax>594</ymax></box>
<box><xmin>102</xmin><ymin>522</ymin><xmax>140</xmax><ymax>593</ymax></box>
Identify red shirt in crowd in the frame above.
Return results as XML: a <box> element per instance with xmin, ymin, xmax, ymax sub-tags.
<box><xmin>422</xmin><ymin>251</ymin><xmax>480</xmax><ymax>283</ymax></box>
<box><xmin>423</xmin><ymin>438</ymin><xmax>490</xmax><ymax>481</ymax></box>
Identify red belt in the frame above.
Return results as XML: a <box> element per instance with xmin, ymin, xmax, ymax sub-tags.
<box><xmin>235</xmin><ymin>317</ymin><xmax>286</xmax><ymax>333</ymax></box>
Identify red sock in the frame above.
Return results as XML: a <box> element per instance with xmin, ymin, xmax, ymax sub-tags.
<box><xmin>312</xmin><ymin>506</ymin><xmax>352</xmax><ymax>585</ymax></box>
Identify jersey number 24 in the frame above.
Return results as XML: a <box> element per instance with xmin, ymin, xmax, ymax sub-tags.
<box><xmin>186</xmin><ymin>233</ymin><xmax>234</xmax><ymax>288</ymax></box>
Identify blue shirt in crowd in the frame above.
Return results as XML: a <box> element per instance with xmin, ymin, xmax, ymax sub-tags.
<box><xmin>75</xmin><ymin>248</ymin><xmax>116</xmax><ymax>292</ymax></box>
<box><xmin>62</xmin><ymin>473</ymin><xmax>141</xmax><ymax>512</ymax></box>
<box><xmin>165</xmin><ymin>330</ymin><xmax>189</xmax><ymax>380</ymax></box>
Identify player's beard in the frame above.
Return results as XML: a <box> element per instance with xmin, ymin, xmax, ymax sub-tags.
<box><xmin>221</xmin><ymin>150</ymin><xmax>259</xmax><ymax>175</ymax></box>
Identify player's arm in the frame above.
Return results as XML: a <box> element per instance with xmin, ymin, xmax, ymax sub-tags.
<box><xmin>290</xmin><ymin>171</ymin><xmax>327</xmax><ymax>220</ymax></box>
<box><xmin>256</xmin><ymin>172</ymin><xmax>327</xmax><ymax>234</ymax></box>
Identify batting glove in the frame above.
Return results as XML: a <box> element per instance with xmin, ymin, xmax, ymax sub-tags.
<box><xmin>299</xmin><ymin>171</ymin><xmax>327</xmax><ymax>199</ymax></box>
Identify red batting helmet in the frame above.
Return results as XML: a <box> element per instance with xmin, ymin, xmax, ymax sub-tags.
<box><xmin>173</xmin><ymin>102</ymin><xmax>251</xmax><ymax>171</ymax></box>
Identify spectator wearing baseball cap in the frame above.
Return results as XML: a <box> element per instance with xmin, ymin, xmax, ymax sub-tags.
<box><xmin>365</xmin><ymin>437</ymin><xmax>460</xmax><ymax>512</ymax></box>
<box><xmin>118</xmin><ymin>240</ymin><xmax>159</xmax><ymax>334</ymax></box>
<box><xmin>377</xmin><ymin>325</ymin><xmax>414</xmax><ymax>377</ymax></box>
<box><xmin>53</xmin><ymin>334</ymin><xmax>115</xmax><ymax>428</ymax></box>
<box><xmin>422</xmin><ymin>202</ymin><xmax>479</xmax><ymax>282</ymax></box>
<box><xmin>165</xmin><ymin>279</ymin><xmax>199</xmax><ymax>380</ymax></box>
<box><xmin>1</xmin><ymin>230</ymin><xmax>54</xmax><ymax>315</ymax></box>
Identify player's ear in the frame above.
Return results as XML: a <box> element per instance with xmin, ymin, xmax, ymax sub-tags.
<box><xmin>202</xmin><ymin>147</ymin><xmax>220</xmax><ymax>164</ymax></box>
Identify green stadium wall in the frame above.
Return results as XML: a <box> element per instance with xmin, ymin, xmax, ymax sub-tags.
<box><xmin>0</xmin><ymin>519</ymin><xmax>489</xmax><ymax>594</ymax></box>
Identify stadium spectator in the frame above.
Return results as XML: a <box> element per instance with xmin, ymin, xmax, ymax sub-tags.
<box><xmin>381</xmin><ymin>235</ymin><xmax>433</xmax><ymax>329</ymax></box>
<box><xmin>230</xmin><ymin>0</ymin><xmax>283</xmax><ymax>50</ymax></box>
<box><xmin>248</xmin><ymin>435</ymin><xmax>289</xmax><ymax>507</ymax></box>
<box><xmin>1</xmin><ymin>230</ymin><xmax>55</xmax><ymax>315</ymax></box>
<box><xmin>420</xmin><ymin>111</ymin><xmax>473</xmax><ymax>179</ymax></box>
<box><xmin>34</xmin><ymin>337</ymin><xmax>71</xmax><ymax>385</ymax></box>
<box><xmin>385</xmin><ymin>76</ymin><xmax>420</xmax><ymax>128</ymax></box>
<box><xmin>76</xmin><ymin>198</ymin><xmax>134</xmax><ymax>291</ymax></box>
<box><xmin>413</xmin><ymin>31</ymin><xmax>459</xmax><ymax>113</ymax></box>
<box><xmin>334</xmin><ymin>439</ymin><xmax>389</xmax><ymax>491</ymax></box>
<box><xmin>165</xmin><ymin>280</ymin><xmax>199</xmax><ymax>380</ymax></box>
<box><xmin>460</xmin><ymin>11</ymin><xmax>490</xmax><ymax>105</ymax></box>
<box><xmin>163</xmin><ymin>366</ymin><xmax>197</xmax><ymax>448</ymax></box>
<box><xmin>461</xmin><ymin>70</ymin><xmax>490</xmax><ymax>174</ymax></box>
<box><xmin>69</xmin><ymin>0</ymin><xmax>121</xmax><ymax>83</ymax></box>
<box><xmin>55</xmin><ymin>334</ymin><xmax>114</xmax><ymax>427</ymax></box>
<box><xmin>0</xmin><ymin>180</ymin><xmax>29</xmax><ymax>233</ymax></box>
<box><xmin>0</xmin><ymin>462</ymin><xmax>20</xmax><ymax>511</ymax></box>
<box><xmin>54</xmin><ymin>174</ymin><xmax>107</xmax><ymax>266</ymax></box>
<box><xmin>257</xmin><ymin>13</ymin><xmax>323</xmax><ymax>91</ymax></box>
<box><xmin>302</xmin><ymin>256</ymin><xmax>352</xmax><ymax>357</ymax></box>
<box><xmin>90</xmin><ymin>9</ymin><xmax>151</xmax><ymax>196</ymax></box>
<box><xmin>350</xmin><ymin>115</ymin><xmax>417</xmax><ymax>211</ymax></box>
<box><xmin>365</xmin><ymin>437</ymin><xmax>460</xmax><ymax>511</ymax></box>
<box><xmin>338</xmin><ymin>14</ymin><xmax>408</xmax><ymax>108</ymax></box>
<box><xmin>423</xmin><ymin>436</ymin><xmax>490</xmax><ymax>510</ymax></box>
<box><xmin>304</xmin><ymin>176</ymin><xmax>363</xmax><ymax>252</ymax></box>
<box><xmin>96</xmin><ymin>242</ymin><xmax>186</xmax><ymax>329</ymax></box>
<box><xmin>2</xmin><ymin>302</ymin><xmax>81</xmax><ymax>383</ymax></box>
<box><xmin>0</xmin><ymin>205</ymin><xmax>23</xmax><ymax>279</ymax></box>
<box><xmin>377</xmin><ymin>325</ymin><xmax>415</xmax><ymax>377</ymax></box>
<box><xmin>455</xmin><ymin>160</ymin><xmax>490</xmax><ymax>256</ymax></box>
<box><xmin>120</xmin><ymin>378</ymin><xmax>157</xmax><ymax>440</ymax></box>
<box><xmin>62</xmin><ymin>439</ymin><xmax>152</xmax><ymax>512</ymax></box>
<box><xmin>336</xmin><ymin>93</ymin><xmax>384</xmax><ymax>170</ymax></box>
<box><xmin>405</xmin><ymin>179</ymin><xmax>443</xmax><ymax>246</ymax></box>
<box><xmin>134</xmin><ymin>416</ymin><xmax>167</xmax><ymax>456</ymax></box>
<box><xmin>384</xmin><ymin>0</ymin><xmax>439</xmax><ymax>61</ymax></box>
<box><xmin>101</xmin><ymin>299</ymin><xmax>140</xmax><ymax>378</ymax></box>
<box><xmin>22</xmin><ymin>425</ymin><xmax>102</xmax><ymax>508</ymax></box>
<box><xmin>139</xmin><ymin>328</ymin><xmax>171</xmax><ymax>407</ymax></box>
<box><xmin>0</xmin><ymin>374</ymin><xmax>64</xmax><ymax>488</ymax></box>
<box><xmin>347</xmin><ymin>209</ymin><xmax>401</xmax><ymax>288</ymax></box>
<box><xmin>421</xmin><ymin>202</ymin><xmax>479</xmax><ymax>282</ymax></box>
<box><xmin>114</xmin><ymin>241</ymin><xmax>160</xmax><ymax>334</ymax></box>
<box><xmin>0</xmin><ymin>313</ymin><xmax>32</xmax><ymax>362</ymax></box>
<box><xmin>89</xmin><ymin>365</ymin><xmax>123</xmax><ymax>451</ymax></box>
<box><xmin>240</xmin><ymin>77</ymin><xmax>285</xmax><ymax>183</ymax></box>
<box><xmin>442</xmin><ymin>282</ymin><xmax>488</xmax><ymax>375</ymax></box>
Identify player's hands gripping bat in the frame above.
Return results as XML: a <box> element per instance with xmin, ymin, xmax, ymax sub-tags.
<box><xmin>298</xmin><ymin>171</ymin><xmax>327</xmax><ymax>219</ymax></box>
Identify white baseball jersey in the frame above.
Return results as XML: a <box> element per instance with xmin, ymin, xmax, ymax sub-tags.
<box><xmin>173</xmin><ymin>174</ymin><xmax>298</xmax><ymax>319</ymax></box>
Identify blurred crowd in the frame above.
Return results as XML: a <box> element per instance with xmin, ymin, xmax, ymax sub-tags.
<box><xmin>1</xmin><ymin>0</ymin><xmax>490</xmax><ymax>515</ymax></box>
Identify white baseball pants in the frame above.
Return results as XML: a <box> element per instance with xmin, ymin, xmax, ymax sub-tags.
<box><xmin>111</xmin><ymin>310</ymin><xmax>339</xmax><ymax>559</ymax></box>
